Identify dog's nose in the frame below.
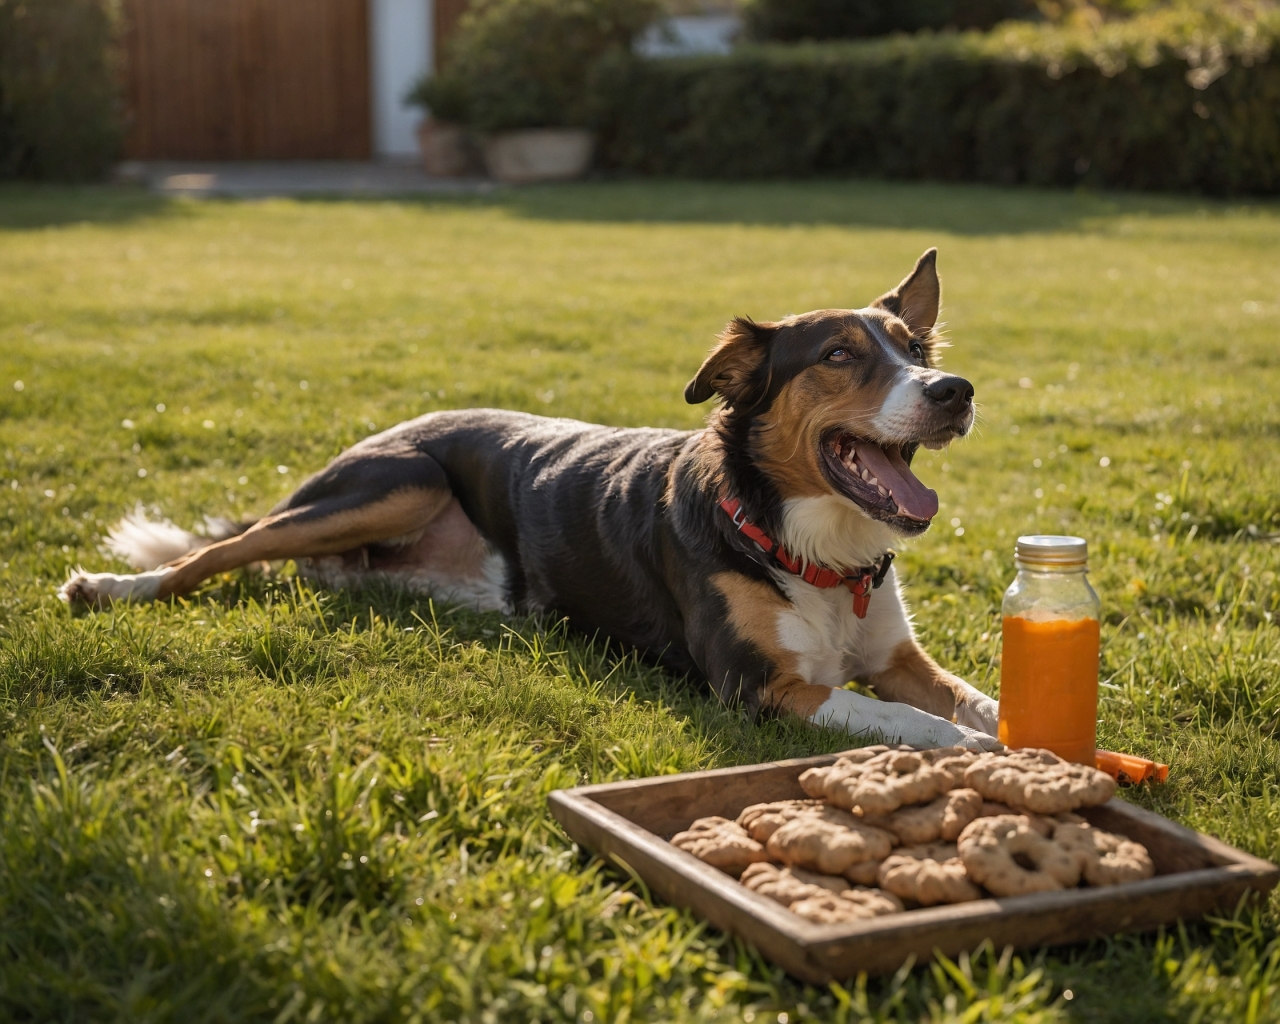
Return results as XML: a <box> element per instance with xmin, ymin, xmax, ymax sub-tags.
<box><xmin>923</xmin><ymin>375</ymin><xmax>974</xmax><ymax>414</ymax></box>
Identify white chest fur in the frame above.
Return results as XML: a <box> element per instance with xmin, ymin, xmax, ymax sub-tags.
<box><xmin>772</xmin><ymin>565</ymin><xmax>914</xmax><ymax>688</ymax></box>
<box><xmin>771</xmin><ymin>493</ymin><xmax>914</xmax><ymax>688</ymax></box>
<box><xmin>779</xmin><ymin>494</ymin><xmax>900</xmax><ymax>569</ymax></box>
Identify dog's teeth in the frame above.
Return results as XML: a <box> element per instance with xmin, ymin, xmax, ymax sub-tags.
<box><xmin>861</xmin><ymin>468</ymin><xmax>872</xmax><ymax>482</ymax></box>
<box><xmin>877</xmin><ymin>484</ymin><xmax>888</xmax><ymax>497</ymax></box>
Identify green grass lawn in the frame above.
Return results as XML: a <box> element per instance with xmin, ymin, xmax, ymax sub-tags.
<box><xmin>1</xmin><ymin>179</ymin><xmax>1279</xmax><ymax>1023</ymax></box>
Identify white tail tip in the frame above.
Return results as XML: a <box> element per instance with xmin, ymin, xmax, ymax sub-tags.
<box><xmin>103</xmin><ymin>504</ymin><xmax>206</xmax><ymax>570</ymax></box>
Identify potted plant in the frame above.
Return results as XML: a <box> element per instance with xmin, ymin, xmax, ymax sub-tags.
<box><xmin>407</xmin><ymin>74</ymin><xmax>480</xmax><ymax>178</ymax></box>
<box><xmin>411</xmin><ymin>0</ymin><xmax>660</xmax><ymax>184</ymax></box>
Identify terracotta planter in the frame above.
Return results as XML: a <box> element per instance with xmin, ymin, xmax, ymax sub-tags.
<box><xmin>416</xmin><ymin>119</ymin><xmax>479</xmax><ymax>178</ymax></box>
<box><xmin>482</xmin><ymin>129</ymin><xmax>594</xmax><ymax>184</ymax></box>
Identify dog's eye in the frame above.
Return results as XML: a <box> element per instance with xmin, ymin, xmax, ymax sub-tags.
<box><xmin>825</xmin><ymin>348</ymin><xmax>853</xmax><ymax>363</ymax></box>
<box><xmin>909</xmin><ymin>341</ymin><xmax>925</xmax><ymax>360</ymax></box>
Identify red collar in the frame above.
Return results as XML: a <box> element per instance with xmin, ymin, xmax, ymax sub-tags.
<box><xmin>719</xmin><ymin>497</ymin><xmax>894</xmax><ymax>618</ymax></box>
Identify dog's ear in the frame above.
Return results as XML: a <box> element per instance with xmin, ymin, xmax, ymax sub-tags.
<box><xmin>685</xmin><ymin>317</ymin><xmax>774</xmax><ymax>407</ymax></box>
<box><xmin>872</xmin><ymin>248</ymin><xmax>940</xmax><ymax>338</ymax></box>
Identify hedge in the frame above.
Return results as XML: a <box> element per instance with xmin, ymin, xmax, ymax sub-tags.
<box><xmin>413</xmin><ymin>0</ymin><xmax>660</xmax><ymax>132</ymax></box>
<box><xmin>0</xmin><ymin>0</ymin><xmax>123</xmax><ymax>180</ymax></box>
<box><xmin>592</xmin><ymin>13</ymin><xmax>1280</xmax><ymax>194</ymax></box>
<box><xmin>742</xmin><ymin>0</ymin><xmax>1039</xmax><ymax>42</ymax></box>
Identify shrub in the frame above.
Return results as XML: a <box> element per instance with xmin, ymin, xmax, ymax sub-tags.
<box><xmin>0</xmin><ymin>0</ymin><xmax>123</xmax><ymax>180</ymax></box>
<box><xmin>411</xmin><ymin>0</ymin><xmax>662</xmax><ymax>132</ymax></box>
<box><xmin>743</xmin><ymin>0</ymin><xmax>1040</xmax><ymax>42</ymax></box>
<box><xmin>593</xmin><ymin>8</ymin><xmax>1280</xmax><ymax>193</ymax></box>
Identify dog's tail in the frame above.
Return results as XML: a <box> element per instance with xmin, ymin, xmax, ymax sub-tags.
<box><xmin>104</xmin><ymin>504</ymin><xmax>256</xmax><ymax>571</ymax></box>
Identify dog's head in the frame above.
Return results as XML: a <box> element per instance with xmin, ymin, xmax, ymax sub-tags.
<box><xmin>686</xmin><ymin>249</ymin><xmax>972</xmax><ymax>539</ymax></box>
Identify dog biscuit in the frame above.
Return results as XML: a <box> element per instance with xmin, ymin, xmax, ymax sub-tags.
<box><xmin>798</xmin><ymin>761</ymin><xmax>854</xmax><ymax>800</ymax></box>
<box><xmin>842</xmin><ymin>859</ymin><xmax>884</xmax><ymax>886</ymax></box>
<box><xmin>957</xmin><ymin>814</ymin><xmax>1081</xmax><ymax>896</ymax></box>
<box><xmin>877</xmin><ymin>842</ymin><xmax>982</xmax><ymax>906</ymax></box>
<box><xmin>915</xmin><ymin>746</ymin><xmax>980</xmax><ymax>788</ymax></box>
<box><xmin>830</xmin><ymin>744</ymin><xmax>912</xmax><ymax>764</ymax></box>
<box><xmin>964</xmin><ymin>748</ymin><xmax>1117</xmax><ymax>815</ymax></box>
<box><xmin>978</xmin><ymin>800</ymin><xmax>1063</xmax><ymax>836</ymax></box>
<box><xmin>739</xmin><ymin>862</ymin><xmax>851</xmax><ymax>909</ymax></box>
<box><xmin>766</xmin><ymin>806</ymin><xmax>896</xmax><ymax>875</ymax></box>
<box><xmin>788</xmin><ymin>889</ymin><xmax>904</xmax><ymax>924</ymax></box>
<box><xmin>814</xmin><ymin>749</ymin><xmax>954</xmax><ymax>816</ymax></box>
<box><xmin>868</xmin><ymin>787</ymin><xmax>984</xmax><ymax>844</ymax></box>
<box><xmin>739</xmin><ymin>863</ymin><xmax>831</xmax><ymax>907</ymax></box>
<box><xmin>735</xmin><ymin>799</ymin><xmax>825</xmax><ymax>843</ymax></box>
<box><xmin>797</xmin><ymin>745</ymin><xmax>909</xmax><ymax>800</ymax></box>
<box><xmin>1053</xmin><ymin>820</ymin><xmax>1155</xmax><ymax>886</ymax></box>
<box><xmin>670</xmin><ymin>816</ymin><xmax>770</xmax><ymax>876</ymax></box>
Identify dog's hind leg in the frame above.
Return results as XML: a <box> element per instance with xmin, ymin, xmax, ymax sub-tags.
<box><xmin>61</xmin><ymin>446</ymin><xmax>454</xmax><ymax>606</ymax></box>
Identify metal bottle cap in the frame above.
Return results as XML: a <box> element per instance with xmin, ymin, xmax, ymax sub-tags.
<box><xmin>1015</xmin><ymin>534</ymin><xmax>1088</xmax><ymax>566</ymax></box>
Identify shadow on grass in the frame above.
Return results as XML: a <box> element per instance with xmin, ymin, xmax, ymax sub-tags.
<box><xmin>202</xmin><ymin>570</ymin><xmax>856</xmax><ymax>768</ymax></box>
<box><xmin>0</xmin><ymin>183</ymin><xmax>180</xmax><ymax>230</ymax></box>
<box><xmin>5</xmin><ymin>177</ymin><xmax>1278</xmax><ymax>236</ymax></box>
<box><xmin>332</xmin><ymin>177</ymin><xmax>1280</xmax><ymax>236</ymax></box>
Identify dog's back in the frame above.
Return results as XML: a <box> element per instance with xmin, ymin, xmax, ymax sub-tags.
<box><xmin>303</xmin><ymin>408</ymin><xmax>700</xmax><ymax>653</ymax></box>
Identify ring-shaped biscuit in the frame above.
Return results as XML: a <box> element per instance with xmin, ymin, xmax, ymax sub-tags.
<box><xmin>957</xmin><ymin>814</ymin><xmax>1081</xmax><ymax>896</ymax></box>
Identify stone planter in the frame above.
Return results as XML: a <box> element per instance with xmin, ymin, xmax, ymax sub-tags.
<box><xmin>482</xmin><ymin>129</ymin><xmax>594</xmax><ymax>184</ymax></box>
<box><xmin>416</xmin><ymin>119</ymin><xmax>479</xmax><ymax>178</ymax></box>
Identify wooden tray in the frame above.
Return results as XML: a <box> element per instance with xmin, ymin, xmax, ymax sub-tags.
<box><xmin>548</xmin><ymin>753</ymin><xmax>1279</xmax><ymax>983</ymax></box>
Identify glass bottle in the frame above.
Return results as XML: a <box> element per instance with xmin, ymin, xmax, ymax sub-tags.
<box><xmin>998</xmin><ymin>535</ymin><xmax>1101</xmax><ymax>765</ymax></box>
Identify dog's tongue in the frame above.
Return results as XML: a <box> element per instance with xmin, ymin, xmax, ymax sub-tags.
<box><xmin>856</xmin><ymin>442</ymin><xmax>939</xmax><ymax>521</ymax></box>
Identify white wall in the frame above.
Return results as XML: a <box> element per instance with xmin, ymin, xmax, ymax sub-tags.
<box><xmin>635</xmin><ymin>14</ymin><xmax>740</xmax><ymax>58</ymax></box>
<box><xmin>370</xmin><ymin>0</ymin><xmax>433</xmax><ymax>158</ymax></box>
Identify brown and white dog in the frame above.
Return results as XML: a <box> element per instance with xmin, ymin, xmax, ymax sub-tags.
<box><xmin>60</xmin><ymin>249</ymin><xmax>1000</xmax><ymax>750</ymax></box>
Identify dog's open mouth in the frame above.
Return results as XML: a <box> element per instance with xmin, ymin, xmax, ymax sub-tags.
<box><xmin>820</xmin><ymin>432</ymin><xmax>938</xmax><ymax>525</ymax></box>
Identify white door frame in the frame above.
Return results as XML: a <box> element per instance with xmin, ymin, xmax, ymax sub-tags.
<box><xmin>370</xmin><ymin>0</ymin><xmax>434</xmax><ymax>158</ymax></box>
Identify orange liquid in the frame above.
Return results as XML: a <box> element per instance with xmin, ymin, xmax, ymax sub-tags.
<box><xmin>998</xmin><ymin>616</ymin><xmax>1100</xmax><ymax>765</ymax></box>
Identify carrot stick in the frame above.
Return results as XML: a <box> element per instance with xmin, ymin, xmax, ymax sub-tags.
<box><xmin>1095</xmin><ymin>749</ymin><xmax>1168</xmax><ymax>784</ymax></box>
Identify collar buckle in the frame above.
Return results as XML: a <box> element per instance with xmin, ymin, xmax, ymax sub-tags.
<box><xmin>720</xmin><ymin>495</ymin><xmax>893</xmax><ymax>618</ymax></box>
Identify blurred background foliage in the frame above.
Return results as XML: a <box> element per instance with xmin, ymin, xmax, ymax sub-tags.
<box><xmin>411</xmin><ymin>0</ymin><xmax>663</xmax><ymax>131</ymax></box>
<box><xmin>740</xmin><ymin>0</ymin><xmax>1276</xmax><ymax>41</ymax></box>
<box><xmin>592</xmin><ymin>3</ymin><xmax>1280</xmax><ymax>192</ymax></box>
<box><xmin>0</xmin><ymin>0</ymin><xmax>123</xmax><ymax>180</ymax></box>
<box><xmin>742</xmin><ymin>0</ymin><xmax>1041</xmax><ymax>42</ymax></box>
<box><xmin>3</xmin><ymin>0</ymin><xmax>1279</xmax><ymax>195</ymax></box>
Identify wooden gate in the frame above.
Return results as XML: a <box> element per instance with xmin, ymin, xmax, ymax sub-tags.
<box><xmin>124</xmin><ymin>0</ymin><xmax>372</xmax><ymax>160</ymax></box>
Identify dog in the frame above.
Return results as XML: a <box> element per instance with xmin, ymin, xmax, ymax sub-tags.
<box><xmin>60</xmin><ymin>249</ymin><xmax>1000</xmax><ymax>750</ymax></box>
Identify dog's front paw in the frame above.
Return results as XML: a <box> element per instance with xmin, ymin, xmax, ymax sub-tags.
<box><xmin>955</xmin><ymin>691</ymin><xmax>1000</xmax><ymax>737</ymax></box>
<box><xmin>951</xmin><ymin>723</ymin><xmax>1004</xmax><ymax>752</ymax></box>
<box><xmin>810</xmin><ymin>688</ymin><xmax>1004</xmax><ymax>751</ymax></box>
